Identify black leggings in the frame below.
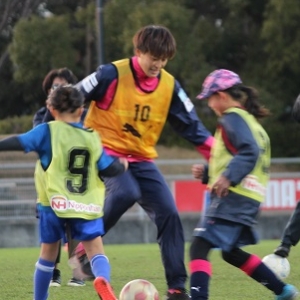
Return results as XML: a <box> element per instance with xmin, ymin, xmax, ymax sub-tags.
<box><xmin>190</xmin><ymin>236</ymin><xmax>251</xmax><ymax>268</ymax></box>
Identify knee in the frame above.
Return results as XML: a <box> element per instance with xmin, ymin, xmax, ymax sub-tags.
<box><xmin>106</xmin><ymin>182</ymin><xmax>141</xmax><ymax>202</ymax></box>
<box><xmin>190</xmin><ymin>237</ymin><xmax>209</xmax><ymax>260</ymax></box>
<box><xmin>221</xmin><ymin>251</ymin><xmax>233</xmax><ymax>264</ymax></box>
<box><xmin>221</xmin><ymin>248</ymin><xmax>248</xmax><ymax>267</ymax></box>
<box><xmin>190</xmin><ymin>238</ymin><xmax>201</xmax><ymax>260</ymax></box>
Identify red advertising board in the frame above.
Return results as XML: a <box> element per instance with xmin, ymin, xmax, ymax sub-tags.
<box><xmin>172</xmin><ymin>178</ymin><xmax>300</xmax><ymax>212</ymax></box>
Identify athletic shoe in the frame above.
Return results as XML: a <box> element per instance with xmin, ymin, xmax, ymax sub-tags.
<box><xmin>93</xmin><ymin>277</ymin><xmax>117</xmax><ymax>300</ymax></box>
<box><xmin>71</xmin><ymin>242</ymin><xmax>94</xmax><ymax>279</ymax></box>
<box><xmin>78</xmin><ymin>251</ymin><xmax>94</xmax><ymax>279</ymax></box>
<box><xmin>67</xmin><ymin>277</ymin><xmax>86</xmax><ymax>287</ymax></box>
<box><xmin>166</xmin><ymin>288</ymin><xmax>190</xmax><ymax>300</ymax></box>
<box><xmin>274</xmin><ymin>244</ymin><xmax>291</xmax><ymax>258</ymax></box>
<box><xmin>275</xmin><ymin>284</ymin><xmax>299</xmax><ymax>300</ymax></box>
<box><xmin>49</xmin><ymin>269</ymin><xmax>61</xmax><ymax>287</ymax></box>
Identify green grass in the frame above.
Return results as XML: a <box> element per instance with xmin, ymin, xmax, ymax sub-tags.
<box><xmin>1</xmin><ymin>240</ymin><xmax>299</xmax><ymax>299</ymax></box>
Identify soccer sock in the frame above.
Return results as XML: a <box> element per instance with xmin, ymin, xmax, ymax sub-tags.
<box><xmin>91</xmin><ymin>254</ymin><xmax>110</xmax><ymax>282</ymax></box>
<box><xmin>240</xmin><ymin>254</ymin><xmax>285</xmax><ymax>295</ymax></box>
<box><xmin>34</xmin><ymin>258</ymin><xmax>55</xmax><ymax>300</ymax></box>
<box><xmin>189</xmin><ymin>259</ymin><xmax>212</xmax><ymax>300</ymax></box>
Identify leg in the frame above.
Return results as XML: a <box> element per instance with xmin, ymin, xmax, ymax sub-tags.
<box><xmin>66</xmin><ymin>226</ymin><xmax>80</xmax><ymax>259</ymax></box>
<box><xmin>70</xmin><ymin>169</ymin><xmax>141</xmax><ymax>279</ymax></box>
<box><xmin>83</xmin><ymin>237</ymin><xmax>117</xmax><ymax>300</ymax></box>
<box><xmin>103</xmin><ymin>168</ymin><xmax>142</xmax><ymax>233</ymax></box>
<box><xmin>72</xmin><ymin>218</ymin><xmax>117</xmax><ymax>300</ymax></box>
<box><xmin>65</xmin><ymin>224</ymin><xmax>85</xmax><ymax>286</ymax></box>
<box><xmin>274</xmin><ymin>201</ymin><xmax>300</xmax><ymax>257</ymax></box>
<box><xmin>133</xmin><ymin>162</ymin><xmax>187</xmax><ymax>294</ymax></box>
<box><xmin>34</xmin><ymin>208</ymin><xmax>65</xmax><ymax>299</ymax></box>
<box><xmin>222</xmin><ymin>248</ymin><xmax>298</xmax><ymax>297</ymax></box>
<box><xmin>34</xmin><ymin>241</ymin><xmax>60</xmax><ymax>300</ymax></box>
<box><xmin>50</xmin><ymin>240</ymin><xmax>62</xmax><ymax>287</ymax></box>
<box><xmin>189</xmin><ymin>237</ymin><xmax>213</xmax><ymax>300</ymax></box>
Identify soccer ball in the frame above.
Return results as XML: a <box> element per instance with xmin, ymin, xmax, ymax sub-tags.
<box><xmin>262</xmin><ymin>254</ymin><xmax>290</xmax><ymax>280</ymax></box>
<box><xmin>119</xmin><ymin>279</ymin><xmax>159</xmax><ymax>300</ymax></box>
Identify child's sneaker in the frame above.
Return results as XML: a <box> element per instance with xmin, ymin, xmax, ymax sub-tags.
<box><xmin>67</xmin><ymin>277</ymin><xmax>86</xmax><ymax>287</ymax></box>
<box><xmin>276</xmin><ymin>284</ymin><xmax>299</xmax><ymax>300</ymax></box>
<box><xmin>93</xmin><ymin>277</ymin><xmax>117</xmax><ymax>300</ymax></box>
<box><xmin>49</xmin><ymin>269</ymin><xmax>61</xmax><ymax>287</ymax></box>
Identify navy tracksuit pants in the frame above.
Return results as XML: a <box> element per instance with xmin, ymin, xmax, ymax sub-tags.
<box><xmin>103</xmin><ymin>161</ymin><xmax>187</xmax><ymax>289</ymax></box>
<box><xmin>281</xmin><ymin>201</ymin><xmax>300</xmax><ymax>246</ymax></box>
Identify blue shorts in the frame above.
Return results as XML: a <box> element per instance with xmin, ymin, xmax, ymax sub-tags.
<box><xmin>38</xmin><ymin>206</ymin><xmax>104</xmax><ymax>243</ymax></box>
<box><xmin>193</xmin><ymin>217</ymin><xmax>258</xmax><ymax>252</ymax></box>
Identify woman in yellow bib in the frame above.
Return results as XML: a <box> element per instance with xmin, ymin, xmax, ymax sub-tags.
<box><xmin>75</xmin><ymin>24</ymin><xmax>214</xmax><ymax>299</ymax></box>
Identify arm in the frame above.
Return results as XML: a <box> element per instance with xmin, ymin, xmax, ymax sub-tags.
<box><xmin>76</xmin><ymin>64</ymin><xmax>117</xmax><ymax>105</ymax></box>
<box><xmin>219</xmin><ymin>112</ymin><xmax>260</xmax><ymax>186</ymax></box>
<box><xmin>0</xmin><ymin>124</ymin><xmax>49</xmax><ymax>155</ymax></box>
<box><xmin>97</xmin><ymin>150</ymin><xmax>128</xmax><ymax>177</ymax></box>
<box><xmin>211</xmin><ymin>113</ymin><xmax>260</xmax><ymax>197</ymax></box>
<box><xmin>191</xmin><ymin>163</ymin><xmax>209</xmax><ymax>184</ymax></box>
<box><xmin>0</xmin><ymin>136</ymin><xmax>23</xmax><ymax>151</ymax></box>
<box><xmin>167</xmin><ymin>80</ymin><xmax>214</xmax><ymax>161</ymax></box>
<box><xmin>211</xmin><ymin>112</ymin><xmax>260</xmax><ymax>197</ymax></box>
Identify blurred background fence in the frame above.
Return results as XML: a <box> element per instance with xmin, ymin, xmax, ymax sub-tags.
<box><xmin>0</xmin><ymin>152</ymin><xmax>300</xmax><ymax>247</ymax></box>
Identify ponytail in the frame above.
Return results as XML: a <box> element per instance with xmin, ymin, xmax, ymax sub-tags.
<box><xmin>225</xmin><ymin>84</ymin><xmax>270</xmax><ymax>119</ymax></box>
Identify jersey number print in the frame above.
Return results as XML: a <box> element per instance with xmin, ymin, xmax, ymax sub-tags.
<box><xmin>134</xmin><ymin>104</ymin><xmax>151</xmax><ymax>122</ymax></box>
<box><xmin>67</xmin><ymin>148</ymin><xmax>90</xmax><ymax>194</ymax></box>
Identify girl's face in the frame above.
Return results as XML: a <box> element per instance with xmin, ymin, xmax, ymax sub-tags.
<box><xmin>135</xmin><ymin>50</ymin><xmax>168</xmax><ymax>77</ymax></box>
<box><xmin>208</xmin><ymin>92</ymin><xmax>242</xmax><ymax>116</ymax></box>
<box><xmin>48</xmin><ymin>77</ymin><xmax>69</xmax><ymax>95</ymax></box>
<box><xmin>207</xmin><ymin>93</ymin><xmax>227</xmax><ymax>117</ymax></box>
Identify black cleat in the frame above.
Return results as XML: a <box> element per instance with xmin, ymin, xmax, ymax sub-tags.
<box><xmin>50</xmin><ymin>268</ymin><xmax>61</xmax><ymax>287</ymax></box>
<box><xmin>274</xmin><ymin>244</ymin><xmax>291</xmax><ymax>258</ymax></box>
<box><xmin>166</xmin><ymin>288</ymin><xmax>190</xmax><ymax>300</ymax></box>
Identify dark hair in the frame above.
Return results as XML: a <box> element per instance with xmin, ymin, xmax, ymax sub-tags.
<box><xmin>42</xmin><ymin>68</ymin><xmax>77</xmax><ymax>95</ymax></box>
<box><xmin>49</xmin><ymin>85</ymin><xmax>84</xmax><ymax>113</ymax></box>
<box><xmin>132</xmin><ymin>25</ymin><xmax>176</xmax><ymax>60</ymax></box>
<box><xmin>224</xmin><ymin>84</ymin><xmax>270</xmax><ymax>119</ymax></box>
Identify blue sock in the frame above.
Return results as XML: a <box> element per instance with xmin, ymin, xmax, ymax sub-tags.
<box><xmin>91</xmin><ymin>254</ymin><xmax>110</xmax><ymax>281</ymax></box>
<box><xmin>34</xmin><ymin>258</ymin><xmax>55</xmax><ymax>300</ymax></box>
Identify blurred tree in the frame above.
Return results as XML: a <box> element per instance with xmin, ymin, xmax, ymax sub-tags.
<box><xmin>0</xmin><ymin>0</ymin><xmax>41</xmax><ymax>70</ymax></box>
<box><xmin>10</xmin><ymin>15</ymin><xmax>77</xmax><ymax>84</ymax></box>
<box><xmin>9</xmin><ymin>15</ymin><xmax>77</xmax><ymax>108</ymax></box>
<box><xmin>1</xmin><ymin>0</ymin><xmax>300</xmax><ymax>156</ymax></box>
<box><xmin>262</xmin><ymin>0</ymin><xmax>300</xmax><ymax>102</ymax></box>
<box><xmin>0</xmin><ymin>0</ymin><xmax>41</xmax><ymax>118</ymax></box>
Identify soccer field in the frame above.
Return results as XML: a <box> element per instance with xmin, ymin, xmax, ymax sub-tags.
<box><xmin>1</xmin><ymin>240</ymin><xmax>299</xmax><ymax>300</ymax></box>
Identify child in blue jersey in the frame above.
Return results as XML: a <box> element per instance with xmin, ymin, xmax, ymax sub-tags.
<box><xmin>33</xmin><ymin>67</ymin><xmax>88</xmax><ymax>287</ymax></box>
<box><xmin>189</xmin><ymin>69</ymin><xmax>298</xmax><ymax>300</ymax></box>
<box><xmin>0</xmin><ymin>85</ymin><xmax>127</xmax><ymax>300</ymax></box>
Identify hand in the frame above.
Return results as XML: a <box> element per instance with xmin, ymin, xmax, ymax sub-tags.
<box><xmin>119</xmin><ymin>157</ymin><xmax>128</xmax><ymax>171</ymax></box>
<box><xmin>191</xmin><ymin>164</ymin><xmax>205</xmax><ymax>180</ymax></box>
<box><xmin>211</xmin><ymin>175</ymin><xmax>231</xmax><ymax>197</ymax></box>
